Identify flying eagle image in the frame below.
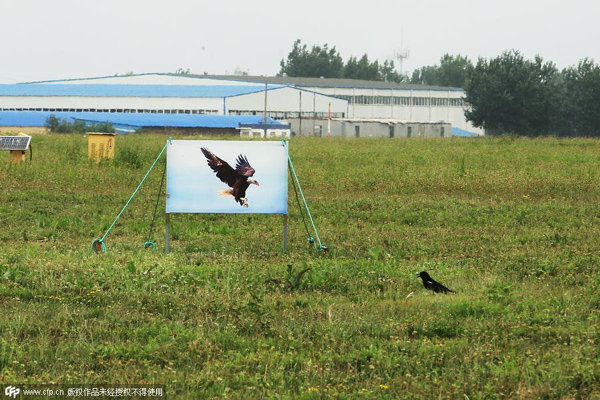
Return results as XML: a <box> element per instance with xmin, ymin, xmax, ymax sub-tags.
<box><xmin>201</xmin><ymin>147</ymin><xmax>259</xmax><ymax>207</ymax></box>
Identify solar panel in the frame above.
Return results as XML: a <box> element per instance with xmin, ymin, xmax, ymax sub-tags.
<box><xmin>0</xmin><ymin>136</ymin><xmax>31</xmax><ymax>151</ymax></box>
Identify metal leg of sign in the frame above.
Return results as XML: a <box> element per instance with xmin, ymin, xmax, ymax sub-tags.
<box><xmin>165</xmin><ymin>213</ymin><xmax>171</xmax><ymax>253</ymax></box>
<box><xmin>282</xmin><ymin>214</ymin><xmax>288</xmax><ymax>253</ymax></box>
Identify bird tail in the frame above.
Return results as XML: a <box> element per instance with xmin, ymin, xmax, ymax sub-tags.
<box><xmin>219</xmin><ymin>189</ymin><xmax>233</xmax><ymax>197</ymax></box>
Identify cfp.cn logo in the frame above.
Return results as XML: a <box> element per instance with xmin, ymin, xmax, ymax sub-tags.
<box><xmin>4</xmin><ymin>386</ymin><xmax>20</xmax><ymax>398</ymax></box>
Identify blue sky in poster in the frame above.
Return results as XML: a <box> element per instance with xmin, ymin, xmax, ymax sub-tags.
<box><xmin>166</xmin><ymin>140</ymin><xmax>288</xmax><ymax>214</ymax></box>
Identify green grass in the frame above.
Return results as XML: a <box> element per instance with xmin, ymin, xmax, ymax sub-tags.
<box><xmin>1</xmin><ymin>134</ymin><xmax>599</xmax><ymax>399</ymax></box>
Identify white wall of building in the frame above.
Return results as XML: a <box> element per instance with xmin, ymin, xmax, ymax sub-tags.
<box><xmin>0</xmin><ymin>96</ymin><xmax>225</xmax><ymax>113</ymax></box>
<box><xmin>303</xmin><ymin>86</ymin><xmax>483</xmax><ymax>134</ymax></box>
<box><xmin>10</xmin><ymin>73</ymin><xmax>483</xmax><ymax>134</ymax></box>
<box><xmin>0</xmin><ymin>87</ymin><xmax>346</xmax><ymax>118</ymax></box>
<box><xmin>226</xmin><ymin>87</ymin><xmax>347</xmax><ymax>117</ymax></box>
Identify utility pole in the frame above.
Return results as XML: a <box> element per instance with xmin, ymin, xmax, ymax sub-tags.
<box><xmin>327</xmin><ymin>102</ymin><xmax>331</xmax><ymax>138</ymax></box>
<box><xmin>299</xmin><ymin>91</ymin><xmax>302</xmax><ymax>136</ymax></box>
<box><xmin>313</xmin><ymin>92</ymin><xmax>316</xmax><ymax>136</ymax></box>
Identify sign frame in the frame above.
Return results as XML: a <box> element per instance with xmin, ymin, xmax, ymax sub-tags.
<box><xmin>164</xmin><ymin>139</ymin><xmax>289</xmax><ymax>253</ymax></box>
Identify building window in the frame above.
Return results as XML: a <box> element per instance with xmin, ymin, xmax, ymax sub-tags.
<box><xmin>407</xmin><ymin>126</ymin><xmax>412</xmax><ymax>138</ymax></box>
<box><xmin>413</xmin><ymin>97</ymin><xmax>430</xmax><ymax>106</ymax></box>
<box><xmin>450</xmin><ymin>98</ymin><xmax>466</xmax><ymax>107</ymax></box>
<box><xmin>355</xmin><ymin>125</ymin><xmax>360</xmax><ymax>138</ymax></box>
<box><xmin>389</xmin><ymin>125</ymin><xmax>395</xmax><ymax>138</ymax></box>
<box><xmin>441</xmin><ymin>127</ymin><xmax>445</xmax><ymax>137</ymax></box>
<box><xmin>393</xmin><ymin>96</ymin><xmax>411</xmax><ymax>105</ymax></box>
<box><xmin>374</xmin><ymin>96</ymin><xmax>391</xmax><ymax>105</ymax></box>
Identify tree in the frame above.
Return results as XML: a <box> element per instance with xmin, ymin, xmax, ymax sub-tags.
<box><xmin>464</xmin><ymin>50</ymin><xmax>561</xmax><ymax>136</ymax></box>
<box><xmin>344</xmin><ymin>55</ymin><xmax>379</xmax><ymax>80</ymax></box>
<box><xmin>561</xmin><ymin>59</ymin><xmax>600</xmax><ymax>136</ymax></box>
<box><xmin>411</xmin><ymin>54</ymin><xmax>473</xmax><ymax>88</ymax></box>
<box><xmin>279</xmin><ymin>39</ymin><xmax>406</xmax><ymax>82</ymax></box>
<box><xmin>379</xmin><ymin>59</ymin><xmax>405</xmax><ymax>82</ymax></box>
<box><xmin>279</xmin><ymin>39</ymin><xmax>344</xmax><ymax>78</ymax></box>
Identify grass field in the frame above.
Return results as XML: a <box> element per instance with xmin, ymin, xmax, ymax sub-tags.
<box><xmin>1</xmin><ymin>134</ymin><xmax>599</xmax><ymax>399</ymax></box>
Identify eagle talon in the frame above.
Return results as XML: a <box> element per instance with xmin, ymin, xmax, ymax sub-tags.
<box><xmin>241</xmin><ymin>198</ymin><xmax>249</xmax><ymax>207</ymax></box>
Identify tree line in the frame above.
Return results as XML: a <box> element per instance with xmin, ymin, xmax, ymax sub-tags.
<box><xmin>279</xmin><ymin>40</ymin><xmax>600</xmax><ymax>136</ymax></box>
<box><xmin>278</xmin><ymin>40</ymin><xmax>404</xmax><ymax>83</ymax></box>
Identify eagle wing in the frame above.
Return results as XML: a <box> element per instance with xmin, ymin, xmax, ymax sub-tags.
<box><xmin>201</xmin><ymin>147</ymin><xmax>238</xmax><ymax>187</ymax></box>
<box><xmin>235</xmin><ymin>154</ymin><xmax>255</xmax><ymax>177</ymax></box>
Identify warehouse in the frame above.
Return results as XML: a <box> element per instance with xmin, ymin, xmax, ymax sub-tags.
<box><xmin>0</xmin><ymin>78</ymin><xmax>347</xmax><ymax>125</ymax></box>
<box><xmin>203</xmin><ymin>75</ymin><xmax>482</xmax><ymax>135</ymax></box>
<box><xmin>2</xmin><ymin>73</ymin><xmax>482</xmax><ymax>136</ymax></box>
<box><xmin>0</xmin><ymin>110</ymin><xmax>290</xmax><ymax>136</ymax></box>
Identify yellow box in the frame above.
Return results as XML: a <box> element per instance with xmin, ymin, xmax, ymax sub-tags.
<box><xmin>88</xmin><ymin>132</ymin><xmax>116</xmax><ymax>163</ymax></box>
<box><xmin>10</xmin><ymin>150</ymin><xmax>26</xmax><ymax>163</ymax></box>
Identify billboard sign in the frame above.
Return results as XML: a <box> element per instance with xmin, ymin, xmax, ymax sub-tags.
<box><xmin>166</xmin><ymin>140</ymin><xmax>288</xmax><ymax>214</ymax></box>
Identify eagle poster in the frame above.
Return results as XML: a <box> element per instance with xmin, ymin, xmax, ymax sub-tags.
<box><xmin>166</xmin><ymin>140</ymin><xmax>288</xmax><ymax>214</ymax></box>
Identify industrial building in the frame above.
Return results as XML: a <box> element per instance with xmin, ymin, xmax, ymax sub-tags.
<box><xmin>288</xmin><ymin>118</ymin><xmax>451</xmax><ymax>139</ymax></box>
<box><xmin>0</xmin><ymin>111</ymin><xmax>290</xmax><ymax>136</ymax></box>
<box><xmin>0</xmin><ymin>73</ymin><xmax>482</xmax><ymax>137</ymax></box>
<box><xmin>0</xmin><ymin>79</ymin><xmax>346</xmax><ymax>118</ymax></box>
<box><xmin>203</xmin><ymin>75</ymin><xmax>481</xmax><ymax>135</ymax></box>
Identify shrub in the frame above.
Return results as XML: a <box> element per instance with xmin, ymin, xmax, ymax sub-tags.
<box><xmin>44</xmin><ymin>115</ymin><xmax>116</xmax><ymax>133</ymax></box>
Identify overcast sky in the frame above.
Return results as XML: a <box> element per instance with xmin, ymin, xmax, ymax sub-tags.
<box><xmin>1</xmin><ymin>0</ymin><xmax>599</xmax><ymax>83</ymax></box>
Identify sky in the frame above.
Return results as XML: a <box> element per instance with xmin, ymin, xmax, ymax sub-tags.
<box><xmin>1</xmin><ymin>0</ymin><xmax>599</xmax><ymax>83</ymax></box>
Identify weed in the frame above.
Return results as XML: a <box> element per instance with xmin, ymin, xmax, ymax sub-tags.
<box><xmin>265</xmin><ymin>264</ymin><xmax>311</xmax><ymax>292</ymax></box>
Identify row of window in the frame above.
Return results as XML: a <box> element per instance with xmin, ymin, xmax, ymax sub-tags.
<box><xmin>228</xmin><ymin>110</ymin><xmax>345</xmax><ymax>119</ymax></box>
<box><xmin>334</xmin><ymin>95</ymin><xmax>466</xmax><ymax>107</ymax></box>
<box><xmin>0</xmin><ymin>108</ymin><xmax>220</xmax><ymax>114</ymax></box>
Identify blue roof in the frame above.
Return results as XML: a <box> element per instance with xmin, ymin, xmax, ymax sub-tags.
<box><xmin>0</xmin><ymin>84</ymin><xmax>283</xmax><ymax>98</ymax></box>
<box><xmin>451</xmin><ymin>127</ymin><xmax>481</xmax><ymax>137</ymax></box>
<box><xmin>0</xmin><ymin>111</ymin><xmax>283</xmax><ymax>130</ymax></box>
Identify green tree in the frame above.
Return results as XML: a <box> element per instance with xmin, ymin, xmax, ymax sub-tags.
<box><xmin>561</xmin><ymin>59</ymin><xmax>600</xmax><ymax>136</ymax></box>
<box><xmin>379</xmin><ymin>59</ymin><xmax>405</xmax><ymax>82</ymax></box>
<box><xmin>279</xmin><ymin>40</ymin><xmax>406</xmax><ymax>82</ymax></box>
<box><xmin>279</xmin><ymin>39</ymin><xmax>344</xmax><ymax>78</ymax></box>
<box><xmin>411</xmin><ymin>54</ymin><xmax>473</xmax><ymax>88</ymax></box>
<box><xmin>44</xmin><ymin>115</ymin><xmax>115</xmax><ymax>134</ymax></box>
<box><xmin>174</xmin><ymin>68</ymin><xmax>191</xmax><ymax>75</ymax></box>
<box><xmin>344</xmin><ymin>55</ymin><xmax>380</xmax><ymax>80</ymax></box>
<box><xmin>464</xmin><ymin>50</ymin><xmax>561</xmax><ymax>136</ymax></box>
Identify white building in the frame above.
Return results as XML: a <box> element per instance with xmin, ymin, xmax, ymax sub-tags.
<box><xmin>1</xmin><ymin>73</ymin><xmax>482</xmax><ymax>135</ymax></box>
<box><xmin>192</xmin><ymin>75</ymin><xmax>482</xmax><ymax>135</ymax></box>
<box><xmin>0</xmin><ymin>75</ymin><xmax>348</xmax><ymax>120</ymax></box>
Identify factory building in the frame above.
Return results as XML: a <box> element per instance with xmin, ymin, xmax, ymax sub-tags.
<box><xmin>203</xmin><ymin>75</ymin><xmax>482</xmax><ymax>135</ymax></box>
<box><xmin>0</xmin><ymin>77</ymin><xmax>346</xmax><ymax>132</ymax></box>
<box><xmin>0</xmin><ymin>110</ymin><xmax>290</xmax><ymax>136</ymax></box>
<box><xmin>0</xmin><ymin>73</ymin><xmax>482</xmax><ymax>136</ymax></box>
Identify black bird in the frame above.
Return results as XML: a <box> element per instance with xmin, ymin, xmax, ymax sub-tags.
<box><xmin>201</xmin><ymin>147</ymin><xmax>259</xmax><ymax>207</ymax></box>
<box><xmin>417</xmin><ymin>271</ymin><xmax>455</xmax><ymax>294</ymax></box>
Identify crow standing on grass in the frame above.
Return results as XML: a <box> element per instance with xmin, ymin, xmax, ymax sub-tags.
<box><xmin>417</xmin><ymin>271</ymin><xmax>455</xmax><ymax>294</ymax></box>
